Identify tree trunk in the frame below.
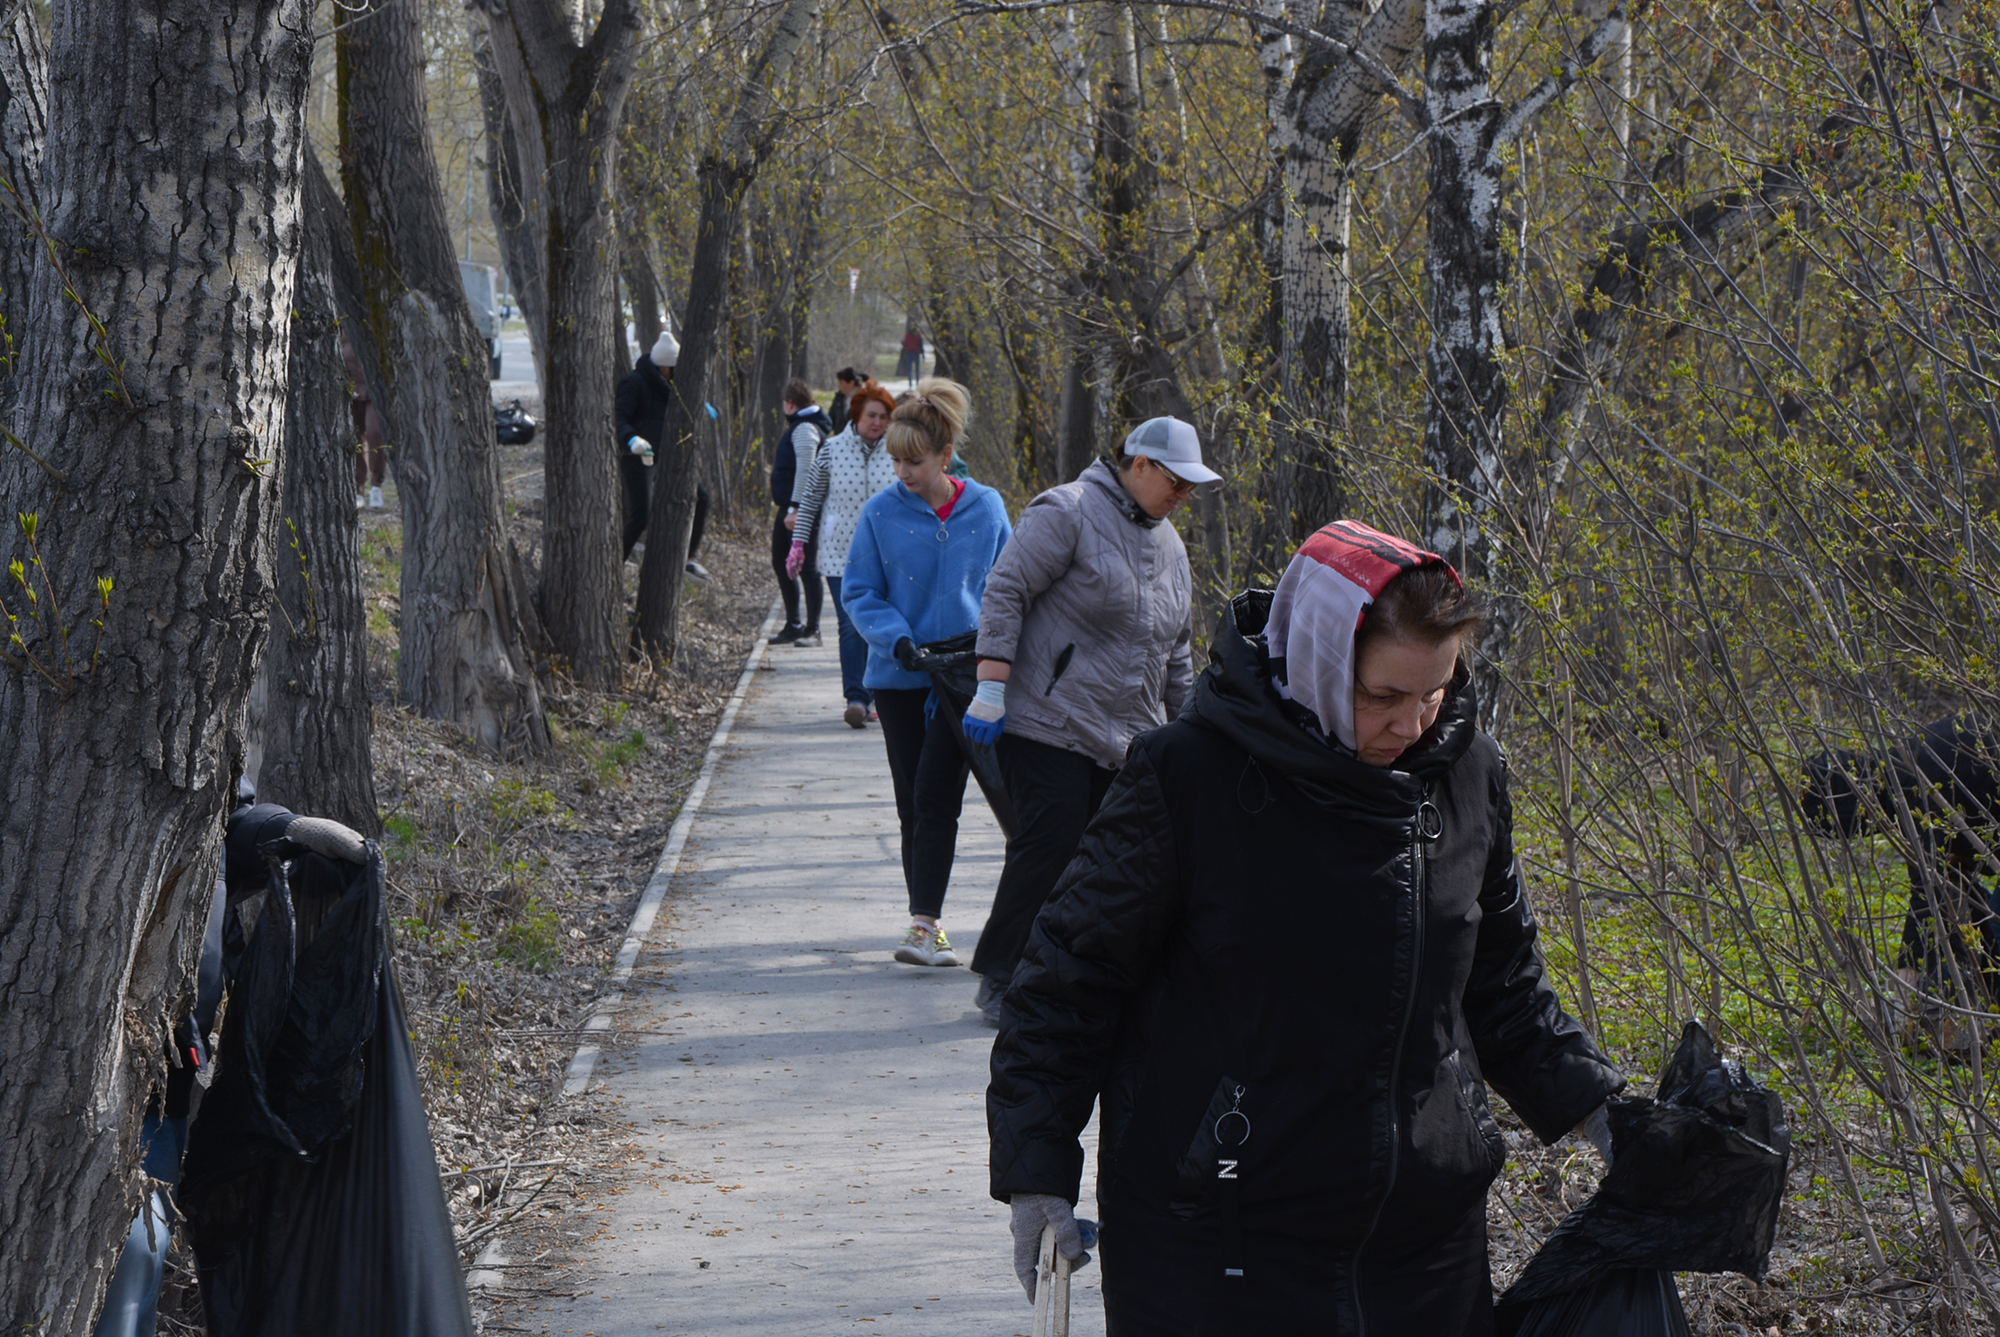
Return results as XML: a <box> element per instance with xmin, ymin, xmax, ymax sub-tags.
<box><xmin>788</xmin><ymin>172</ymin><xmax>822</xmax><ymax>381</ymax></box>
<box><xmin>477</xmin><ymin>0</ymin><xmax>643</xmax><ymax>688</ymax></box>
<box><xmin>340</xmin><ymin>0</ymin><xmax>549</xmax><ymax>755</ymax></box>
<box><xmin>636</xmin><ymin>0</ymin><xmax>822</xmax><ymax>657</ymax></box>
<box><xmin>1420</xmin><ymin>0</ymin><xmax>1508</xmax><ymax>581</ymax></box>
<box><xmin>0</xmin><ymin>2</ymin><xmax>309</xmax><ymax>1327</ymax></box>
<box><xmin>1272</xmin><ymin>0</ymin><xmax>1427</xmax><ymax>544</ymax></box>
<box><xmin>254</xmin><ymin>153</ymin><xmax>381</xmax><ymax>835</ymax></box>
<box><xmin>624</xmin><ymin>227</ymin><xmax>662</xmax><ymax>360</ymax></box>
<box><xmin>473</xmin><ymin>19</ymin><xmax>547</xmax><ymax>395</ymax></box>
<box><xmin>0</xmin><ymin>4</ymin><xmax>45</xmax><ymax>348</ymax></box>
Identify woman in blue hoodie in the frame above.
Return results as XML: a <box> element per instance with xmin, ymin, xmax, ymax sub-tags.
<box><xmin>843</xmin><ymin>378</ymin><xmax>1013</xmax><ymax>967</ymax></box>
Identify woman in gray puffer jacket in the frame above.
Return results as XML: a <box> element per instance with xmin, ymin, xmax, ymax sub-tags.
<box><xmin>964</xmin><ymin>417</ymin><xmax>1221</xmax><ymax>1019</ymax></box>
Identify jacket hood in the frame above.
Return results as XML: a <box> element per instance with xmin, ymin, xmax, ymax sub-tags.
<box><xmin>1180</xmin><ymin>590</ymin><xmax>1476</xmax><ymax>820</ymax></box>
<box><xmin>789</xmin><ymin>404</ymin><xmax>834</xmax><ymax>431</ymax></box>
<box><xmin>1081</xmin><ymin>457</ymin><xmax>1161</xmax><ymax>529</ymax></box>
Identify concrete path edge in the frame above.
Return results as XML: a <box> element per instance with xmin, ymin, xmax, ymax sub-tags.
<box><xmin>561</xmin><ymin>599</ymin><xmax>784</xmax><ymax>1098</ymax></box>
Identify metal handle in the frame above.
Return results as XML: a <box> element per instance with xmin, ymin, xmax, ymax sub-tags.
<box><xmin>1031</xmin><ymin>1221</ymin><xmax>1072</xmax><ymax>1337</ymax></box>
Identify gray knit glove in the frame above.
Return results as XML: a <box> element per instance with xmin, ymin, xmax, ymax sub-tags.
<box><xmin>1009</xmin><ymin>1193</ymin><xmax>1089</xmax><ymax>1304</ymax></box>
<box><xmin>1577</xmin><ymin>1102</ymin><xmax>1614</xmax><ymax>1169</ymax></box>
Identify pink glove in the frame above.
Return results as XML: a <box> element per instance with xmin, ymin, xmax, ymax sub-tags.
<box><xmin>785</xmin><ymin>541</ymin><xmax>807</xmax><ymax>580</ymax></box>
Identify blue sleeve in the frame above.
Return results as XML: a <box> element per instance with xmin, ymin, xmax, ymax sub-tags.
<box><xmin>841</xmin><ymin>507</ymin><xmax>914</xmax><ymax>652</ymax></box>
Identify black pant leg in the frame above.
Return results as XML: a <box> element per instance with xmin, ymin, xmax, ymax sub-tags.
<box><xmin>619</xmin><ymin>453</ymin><xmax>650</xmax><ymax>559</ymax></box>
<box><xmin>689</xmin><ymin>484</ymin><xmax>711</xmax><ymax>558</ymax></box>
<box><xmin>970</xmin><ymin>735</ymin><xmax>1113</xmax><ymax>979</ymax></box>
<box><xmin>873</xmin><ymin>688</ymin><xmax>930</xmax><ymax>899</ymax></box>
<box><xmin>906</xmin><ymin>706</ymin><xmax>972</xmax><ymax>919</ymax></box>
<box><xmin>771</xmin><ymin>508</ymin><xmax>801</xmax><ymax>626</ymax></box>
<box><xmin>801</xmin><ymin>534</ymin><xmax>823</xmax><ymax>631</ymax></box>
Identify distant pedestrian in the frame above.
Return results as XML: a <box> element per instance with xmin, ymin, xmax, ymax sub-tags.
<box><xmin>341</xmin><ymin>332</ymin><xmax>387</xmax><ymax>510</ymax></box>
<box><xmin>963</xmin><ymin>417</ymin><xmax>1218</xmax><ymax>1024</ymax></box>
<box><xmin>615</xmin><ymin>328</ymin><xmax>712</xmax><ymax>579</ymax></box>
<box><xmin>896</xmin><ymin>328</ymin><xmax>923</xmax><ymax>387</ymax></box>
<box><xmin>830</xmin><ymin>367</ymin><xmax>864</xmax><ymax>435</ymax></box>
<box><xmin>769</xmin><ymin>378</ymin><xmax>831</xmax><ymax>647</ymax></box>
<box><xmin>841</xmin><ymin>378</ymin><xmax>1012</xmax><ymax>967</ymax></box>
<box><xmin>789</xmin><ymin>383</ymin><xmax>899</xmax><ymax>726</ymax></box>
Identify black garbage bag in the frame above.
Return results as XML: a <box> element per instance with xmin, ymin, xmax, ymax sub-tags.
<box><xmin>915</xmin><ymin>630</ymin><xmax>1020</xmax><ymax>840</ymax></box>
<box><xmin>1499</xmin><ymin>1269</ymin><xmax>1692</xmax><ymax>1337</ymax></box>
<box><xmin>1494</xmin><ymin>1021</ymin><xmax>1790</xmax><ymax>1337</ymax></box>
<box><xmin>179</xmin><ymin>843</ymin><xmax>473</xmax><ymax>1336</ymax></box>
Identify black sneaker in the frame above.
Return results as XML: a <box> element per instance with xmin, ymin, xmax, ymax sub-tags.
<box><xmin>790</xmin><ymin>626</ymin><xmax>822</xmax><ymax>647</ymax></box>
<box><xmin>685</xmin><ymin>559</ymin><xmax>713</xmax><ymax>582</ymax></box>
<box><xmin>975</xmin><ymin>970</ymin><xmax>1009</xmax><ymax>1027</ymax></box>
<box><xmin>768</xmin><ymin>624</ymin><xmax>804</xmax><ymax>645</ymax></box>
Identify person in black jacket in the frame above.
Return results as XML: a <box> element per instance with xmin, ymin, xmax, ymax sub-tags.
<box><xmin>829</xmin><ymin>367</ymin><xmax>863</xmax><ymax>435</ymax></box>
<box><xmin>615</xmin><ymin>328</ymin><xmax>711</xmax><ymax>579</ymax></box>
<box><xmin>1804</xmin><ymin>716</ymin><xmax>2000</xmax><ymax>1026</ymax></box>
<box><xmin>769</xmin><ymin>378</ymin><xmax>831</xmax><ymax>645</ymax></box>
<box><xmin>987</xmin><ymin>520</ymin><xmax>1623</xmax><ymax>1335</ymax></box>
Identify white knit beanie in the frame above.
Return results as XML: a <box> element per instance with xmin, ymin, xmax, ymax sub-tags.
<box><xmin>650</xmin><ymin>329</ymin><xmax>680</xmax><ymax>367</ymax></box>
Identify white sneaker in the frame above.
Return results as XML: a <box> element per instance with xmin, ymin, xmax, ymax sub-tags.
<box><xmin>355</xmin><ymin>493</ymin><xmax>366</xmax><ymax>510</ymax></box>
<box><xmin>894</xmin><ymin>922</ymin><xmax>959</xmax><ymax>967</ymax></box>
<box><xmin>368</xmin><ymin>486</ymin><xmax>384</xmax><ymax>509</ymax></box>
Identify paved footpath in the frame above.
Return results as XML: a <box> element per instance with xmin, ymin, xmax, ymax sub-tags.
<box><xmin>502</xmin><ymin>634</ymin><xmax>1105</xmax><ymax>1335</ymax></box>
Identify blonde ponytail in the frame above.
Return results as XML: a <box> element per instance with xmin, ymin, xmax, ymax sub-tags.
<box><xmin>885</xmin><ymin>377</ymin><xmax>970</xmax><ymax>460</ymax></box>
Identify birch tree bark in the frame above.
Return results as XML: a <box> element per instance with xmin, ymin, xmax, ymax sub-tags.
<box><xmin>1419</xmin><ymin>1</ymin><xmax>1633</xmax><ymax>586</ymax></box>
<box><xmin>1419</xmin><ymin>0</ymin><xmax>1508</xmax><ymax>576</ymax></box>
<box><xmin>476</xmin><ymin>0</ymin><xmax>643</xmax><ymax>688</ymax></box>
<box><xmin>340</xmin><ymin>0</ymin><xmax>549</xmax><ymax>754</ymax></box>
<box><xmin>0</xmin><ymin>2</ymin><xmax>309</xmax><ymax>1326</ymax></box>
<box><xmin>1273</xmin><ymin>0</ymin><xmax>1425</xmax><ymax>542</ymax></box>
<box><xmin>254</xmin><ymin>152</ymin><xmax>380</xmax><ymax>834</ymax></box>
<box><xmin>636</xmin><ymin>0</ymin><xmax>821</xmax><ymax>657</ymax></box>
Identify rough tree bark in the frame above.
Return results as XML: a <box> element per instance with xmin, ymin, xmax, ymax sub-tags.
<box><xmin>624</xmin><ymin>228</ymin><xmax>662</xmax><ymax>363</ymax></box>
<box><xmin>0</xmin><ymin>2</ymin><xmax>310</xmax><ymax>1327</ymax></box>
<box><xmin>477</xmin><ymin>0</ymin><xmax>643</xmax><ymax>688</ymax></box>
<box><xmin>473</xmin><ymin>20</ymin><xmax>547</xmax><ymax>394</ymax></box>
<box><xmin>636</xmin><ymin>0</ymin><xmax>822</xmax><ymax>657</ymax></box>
<box><xmin>340</xmin><ymin>0</ymin><xmax>549</xmax><ymax>754</ymax></box>
<box><xmin>253</xmin><ymin>152</ymin><xmax>380</xmax><ymax>834</ymax></box>
<box><xmin>0</xmin><ymin>4</ymin><xmax>45</xmax><ymax>348</ymax></box>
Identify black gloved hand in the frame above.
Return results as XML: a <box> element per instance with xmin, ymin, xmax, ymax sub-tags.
<box><xmin>894</xmin><ymin>637</ymin><xmax>921</xmax><ymax>671</ymax></box>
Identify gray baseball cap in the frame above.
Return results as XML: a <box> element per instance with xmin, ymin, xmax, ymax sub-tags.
<box><xmin>1122</xmin><ymin>416</ymin><xmax>1221</xmax><ymax>485</ymax></box>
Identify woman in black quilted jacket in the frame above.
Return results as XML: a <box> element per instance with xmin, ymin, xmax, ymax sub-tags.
<box><xmin>986</xmin><ymin>520</ymin><xmax>1623</xmax><ymax>1335</ymax></box>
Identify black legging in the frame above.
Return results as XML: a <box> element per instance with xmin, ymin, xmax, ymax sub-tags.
<box><xmin>621</xmin><ymin>453</ymin><xmax>709</xmax><ymax>563</ymax></box>
<box><xmin>873</xmin><ymin>687</ymin><xmax>972</xmax><ymax>919</ymax></box>
<box><xmin>970</xmin><ymin>733</ymin><xmax>1115</xmax><ymax>981</ymax></box>
<box><xmin>770</xmin><ymin>506</ymin><xmax>823</xmax><ymax>631</ymax></box>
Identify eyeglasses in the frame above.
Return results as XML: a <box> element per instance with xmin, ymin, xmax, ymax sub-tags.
<box><xmin>1148</xmin><ymin>457</ymin><xmax>1196</xmax><ymax>495</ymax></box>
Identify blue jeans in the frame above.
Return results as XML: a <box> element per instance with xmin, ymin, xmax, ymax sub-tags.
<box><xmin>824</xmin><ymin>575</ymin><xmax>872</xmax><ymax>708</ymax></box>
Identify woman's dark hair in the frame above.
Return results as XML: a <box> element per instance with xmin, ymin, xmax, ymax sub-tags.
<box><xmin>835</xmin><ymin>367</ymin><xmax>862</xmax><ymax>386</ymax></box>
<box><xmin>783</xmin><ymin>377</ymin><xmax>815</xmax><ymax>409</ymax></box>
<box><xmin>1354</xmin><ymin>564</ymin><xmax>1484</xmax><ymax>655</ymax></box>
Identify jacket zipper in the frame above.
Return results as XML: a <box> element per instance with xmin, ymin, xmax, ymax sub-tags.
<box><xmin>1350</xmin><ymin>782</ymin><xmax>1431</xmax><ymax>1337</ymax></box>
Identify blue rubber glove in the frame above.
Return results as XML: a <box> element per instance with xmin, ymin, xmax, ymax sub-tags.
<box><xmin>963</xmin><ymin>679</ymin><xmax>1006</xmax><ymax>746</ymax></box>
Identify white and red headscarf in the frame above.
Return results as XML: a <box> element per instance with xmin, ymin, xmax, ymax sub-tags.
<box><xmin>1265</xmin><ymin>520</ymin><xmax>1459</xmax><ymax>750</ymax></box>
